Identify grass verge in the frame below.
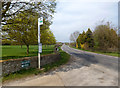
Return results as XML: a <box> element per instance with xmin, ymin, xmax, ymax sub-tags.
<box><xmin>3</xmin><ymin>68</ymin><xmax>43</xmax><ymax>82</ymax></box>
<box><xmin>2</xmin><ymin>47</ymin><xmax>70</xmax><ymax>82</ymax></box>
<box><xmin>72</xmin><ymin>46</ymin><xmax>118</xmax><ymax>57</ymax></box>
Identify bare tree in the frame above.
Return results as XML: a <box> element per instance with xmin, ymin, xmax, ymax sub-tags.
<box><xmin>69</xmin><ymin>31</ymin><xmax>79</xmax><ymax>47</ymax></box>
<box><xmin>70</xmin><ymin>34</ymin><xmax>75</xmax><ymax>42</ymax></box>
<box><xmin>70</xmin><ymin>31</ymin><xmax>80</xmax><ymax>42</ymax></box>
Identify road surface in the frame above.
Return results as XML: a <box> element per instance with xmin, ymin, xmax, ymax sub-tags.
<box><xmin>3</xmin><ymin>44</ymin><xmax>118</xmax><ymax>86</ymax></box>
<box><xmin>62</xmin><ymin>44</ymin><xmax>118</xmax><ymax>71</ymax></box>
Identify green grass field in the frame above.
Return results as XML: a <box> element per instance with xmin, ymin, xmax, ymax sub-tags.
<box><xmin>2</xmin><ymin>45</ymin><xmax>55</xmax><ymax>60</ymax></box>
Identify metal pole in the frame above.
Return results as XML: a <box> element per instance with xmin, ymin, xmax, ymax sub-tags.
<box><xmin>38</xmin><ymin>53</ymin><xmax>40</xmax><ymax>69</ymax></box>
<box><xmin>38</xmin><ymin>22</ymin><xmax>40</xmax><ymax>69</ymax></box>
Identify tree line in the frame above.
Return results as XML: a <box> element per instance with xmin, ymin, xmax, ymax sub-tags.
<box><xmin>70</xmin><ymin>21</ymin><xmax>118</xmax><ymax>52</ymax></box>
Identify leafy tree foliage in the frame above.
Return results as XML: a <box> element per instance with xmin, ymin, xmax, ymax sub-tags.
<box><xmin>85</xmin><ymin>28</ymin><xmax>94</xmax><ymax>48</ymax></box>
<box><xmin>76</xmin><ymin>29</ymin><xmax>94</xmax><ymax>50</ymax></box>
<box><xmin>3</xmin><ymin>12</ymin><xmax>38</xmax><ymax>54</ymax></box>
<box><xmin>94</xmin><ymin>22</ymin><xmax>118</xmax><ymax>51</ymax></box>
<box><xmin>76</xmin><ymin>34</ymin><xmax>81</xmax><ymax>48</ymax></box>
<box><xmin>3</xmin><ymin>11</ymin><xmax>56</xmax><ymax>54</ymax></box>
<box><xmin>80</xmin><ymin>31</ymin><xmax>86</xmax><ymax>44</ymax></box>
<box><xmin>41</xmin><ymin>29</ymin><xmax>56</xmax><ymax>45</ymax></box>
<box><xmin>2</xmin><ymin>39</ymin><xmax>11</xmax><ymax>45</ymax></box>
<box><xmin>75</xmin><ymin>21</ymin><xmax>118</xmax><ymax>52</ymax></box>
<box><xmin>2</xmin><ymin>1</ymin><xmax>57</xmax><ymax>54</ymax></box>
<box><xmin>76</xmin><ymin>31</ymin><xmax>86</xmax><ymax>48</ymax></box>
<box><xmin>1</xmin><ymin>1</ymin><xmax>56</xmax><ymax>25</ymax></box>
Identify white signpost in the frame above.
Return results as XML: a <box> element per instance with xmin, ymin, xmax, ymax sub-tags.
<box><xmin>38</xmin><ymin>17</ymin><xmax>43</xmax><ymax>69</ymax></box>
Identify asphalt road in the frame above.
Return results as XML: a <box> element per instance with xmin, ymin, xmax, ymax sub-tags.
<box><xmin>61</xmin><ymin>44</ymin><xmax>118</xmax><ymax>71</ymax></box>
<box><xmin>3</xmin><ymin>44</ymin><xmax>118</xmax><ymax>86</ymax></box>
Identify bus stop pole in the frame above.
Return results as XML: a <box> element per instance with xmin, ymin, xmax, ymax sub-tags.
<box><xmin>38</xmin><ymin>23</ymin><xmax>40</xmax><ymax>69</ymax></box>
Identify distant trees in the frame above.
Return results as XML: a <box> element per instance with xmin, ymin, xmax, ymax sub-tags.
<box><xmin>74</xmin><ymin>21</ymin><xmax>118</xmax><ymax>52</ymax></box>
<box><xmin>76</xmin><ymin>31</ymin><xmax>86</xmax><ymax>48</ymax></box>
<box><xmin>80</xmin><ymin>31</ymin><xmax>86</xmax><ymax>44</ymax></box>
<box><xmin>85</xmin><ymin>28</ymin><xmax>94</xmax><ymax>49</ymax></box>
<box><xmin>76</xmin><ymin>28</ymin><xmax>94</xmax><ymax>50</ymax></box>
<box><xmin>93</xmin><ymin>22</ymin><xmax>118</xmax><ymax>52</ymax></box>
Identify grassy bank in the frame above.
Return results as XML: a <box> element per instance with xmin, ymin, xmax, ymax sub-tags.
<box><xmin>72</xmin><ymin>46</ymin><xmax>118</xmax><ymax>57</ymax></box>
<box><xmin>3</xmin><ymin>48</ymin><xmax>70</xmax><ymax>82</ymax></box>
<box><xmin>2</xmin><ymin>45</ymin><xmax>55</xmax><ymax>60</ymax></box>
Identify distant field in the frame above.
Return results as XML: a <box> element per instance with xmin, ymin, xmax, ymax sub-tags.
<box><xmin>2</xmin><ymin>45</ymin><xmax>55</xmax><ymax>60</ymax></box>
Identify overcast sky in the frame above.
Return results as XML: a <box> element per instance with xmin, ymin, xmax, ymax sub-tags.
<box><xmin>50</xmin><ymin>0</ymin><xmax>118</xmax><ymax>42</ymax></box>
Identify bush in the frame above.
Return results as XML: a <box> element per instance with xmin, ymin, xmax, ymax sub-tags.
<box><xmin>93</xmin><ymin>22</ymin><xmax>118</xmax><ymax>52</ymax></box>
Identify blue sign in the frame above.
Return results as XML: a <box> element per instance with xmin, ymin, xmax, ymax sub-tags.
<box><xmin>21</xmin><ymin>60</ymin><xmax>30</xmax><ymax>68</ymax></box>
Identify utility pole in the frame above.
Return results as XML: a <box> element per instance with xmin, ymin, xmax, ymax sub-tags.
<box><xmin>38</xmin><ymin>17</ymin><xmax>43</xmax><ymax>69</ymax></box>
